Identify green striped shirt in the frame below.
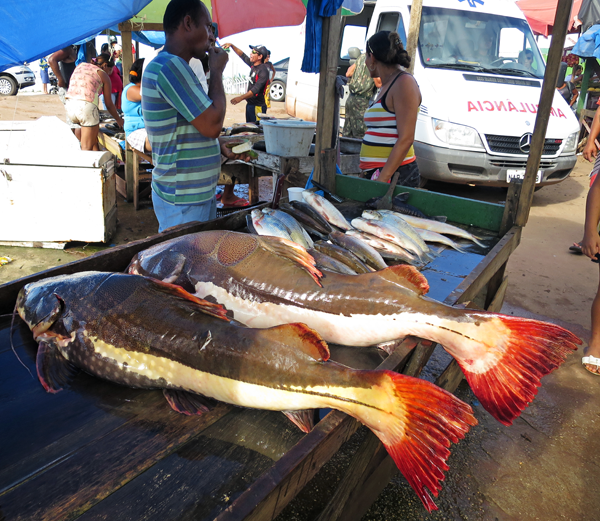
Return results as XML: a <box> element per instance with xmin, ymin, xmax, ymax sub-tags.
<box><xmin>142</xmin><ymin>52</ymin><xmax>220</xmax><ymax>205</ymax></box>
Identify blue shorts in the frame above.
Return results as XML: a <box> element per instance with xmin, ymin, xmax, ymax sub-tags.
<box><xmin>152</xmin><ymin>191</ymin><xmax>217</xmax><ymax>233</ymax></box>
<box><xmin>40</xmin><ymin>69</ymin><xmax>49</xmax><ymax>84</ymax></box>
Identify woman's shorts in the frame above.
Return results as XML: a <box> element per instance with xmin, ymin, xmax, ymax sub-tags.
<box><xmin>127</xmin><ymin>128</ymin><xmax>148</xmax><ymax>153</ymax></box>
<box><xmin>40</xmin><ymin>69</ymin><xmax>49</xmax><ymax>84</ymax></box>
<box><xmin>65</xmin><ymin>99</ymin><xmax>99</xmax><ymax>128</ymax></box>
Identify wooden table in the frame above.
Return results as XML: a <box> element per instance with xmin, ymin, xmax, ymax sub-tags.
<box><xmin>0</xmin><ymin>176</ymin><xmax>516</xmax><ymax>520</ymax></box>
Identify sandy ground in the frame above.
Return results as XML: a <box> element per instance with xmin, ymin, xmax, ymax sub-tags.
<box><xmin>1</xmin><ymin>93</ymin><xmax>599</xmax><ymax>520</ymax></box>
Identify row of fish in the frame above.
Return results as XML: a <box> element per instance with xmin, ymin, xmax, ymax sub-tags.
<box><xmin>17</xmin><ymin>226</ymin><xmax>581</xmax><ymax>511</ymax></box>
<box><xmin>249</xmin><ymin>190</ymin><xmax>484</xmax><ymax>273</ymax></box>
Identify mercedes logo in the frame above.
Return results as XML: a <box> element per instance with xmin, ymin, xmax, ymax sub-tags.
<box><xmin>519</xmin><ymin>133</ymin><xmax>533</xmax><ymax>153</ymax></box>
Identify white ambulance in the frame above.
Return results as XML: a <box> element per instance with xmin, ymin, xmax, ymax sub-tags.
<box><xmin>285</xmin><ymin>0</ymin><xmax>580</xmax><ymax>187</ymax></box>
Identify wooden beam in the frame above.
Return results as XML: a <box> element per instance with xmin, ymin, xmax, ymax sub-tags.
<box><xmin>515</xmin><ymin>0</ymin><xmax>574</xmax><ymax>227</ymax></box>
<box><xmin>119</xmin><ymin>22</ymin><xmax>163</xmax><ymax>32</ymax></box>
<box><xmin>314</xmin><ymin>8</ymin><xmax>343</xmax><ymax>192</ymax></box>
<box><xmin>406</xmin><ymin>0</ymin><xmax>423</xmax><ymax>75</ymax></box>
<box><xmin>121</xmin><ymin>28</ymin><xmax>133</xmax><ymax>89</ymax></box>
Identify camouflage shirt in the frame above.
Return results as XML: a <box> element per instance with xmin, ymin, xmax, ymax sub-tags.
<box><xmin>348</xmin><ymin>53</ymin><xmax>376</xmax><ymax>99</ymax></box>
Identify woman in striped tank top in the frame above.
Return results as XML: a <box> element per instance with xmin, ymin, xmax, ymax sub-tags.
<box><xmin>360</xmin><ymin>31</ymin><xmax>422</xmax><ymax>188</ymax></box>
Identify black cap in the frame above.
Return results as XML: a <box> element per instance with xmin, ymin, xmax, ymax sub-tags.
<box><xmin>249</xmin><ymin>45</ymin><xmax>268</xmax><ymax>58</ymax></box>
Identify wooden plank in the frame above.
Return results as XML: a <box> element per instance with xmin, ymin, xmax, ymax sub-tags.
<box><xmin>214</xmin><ymin>339</ymin><xmax>416</xmax><ymax>521</ymax></box>
<box><xmin>499</xmin><ymin>179</ymin><xmax>521</xmax><ymax>236</ymax></box>
<box><xmin>119</xmin><ymin>21</ymin><xmax>163</xmax><ymax>32</ymax></box>
<box><xmin>314</xmin><ymin>9</ymin><xmax>343</xmax><ymax>192</ymax></box>
<box><xmin>445</xmin><ymin>225</ymin><xmax>521</xmax><ymax>306</ymax></box>
<box><xmin>121</xmin><ymin>29</ymin><xmax>133</xmax><ymax>89</ymax></box>
<box><xmin>515</xmin><ymin>0</ymin><xmax>574</xmax><ymax>227</ymax></box>
<box><xmin>335</xmin><ymin>174</ymin><xmax>505</xmax><ymax>231</ymax></box>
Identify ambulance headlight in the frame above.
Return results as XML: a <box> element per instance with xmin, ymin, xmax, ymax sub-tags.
<box><xmin>561</xmin><ymin>131</ymin><xmax>578</xmax><ymax>155</ymax></box>
<box><xmin>432</xmin><ymin>119</ymin><xmax>484</xmax><ymax>149</ymax></box>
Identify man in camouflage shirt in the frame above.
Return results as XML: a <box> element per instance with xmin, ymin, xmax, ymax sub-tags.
<box><xmin>343</xmin><ymin>53</ymin><xmax>381</xmax><ymax>139</ymax></box>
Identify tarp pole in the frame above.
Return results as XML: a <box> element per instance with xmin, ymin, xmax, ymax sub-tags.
<box><xmin>406</xmin><ymin>0</ymin><xmax>423</xmax><ymax>75</ymax></box>
<box><xmin>313</xmin><ymin>8</ymin><xmax>344</xmax><ymax>192</ymax></box>
<box><xmin>120</xmin><ymin>23</ymin><xmax>134</xmax><ymax>88</ymax></box>
<box><xmin>515</xmin><ymin>0</ymin><xmax>574</xmax><ymax>227</ymax></box>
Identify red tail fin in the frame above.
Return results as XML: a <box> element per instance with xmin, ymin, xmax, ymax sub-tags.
<box><xmin>458</xmin><ymin>316</ymin><xmax>580</xmax><ymax>426</ymax></box>
<box><xmin>374</xmin><ymin>371</ymin><xmax>477</xmax><ymax>512</ymax></box>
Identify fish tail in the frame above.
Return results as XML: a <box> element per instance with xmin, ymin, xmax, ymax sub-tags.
<box><xmin>365</xmin><ymin>371</ymin><xmax>477</xmax><ymax>512</ymax></box>
<box><xmin>454</xmin><ymin>315</ymin><xmax>581</xmax><ymax>426</ymax></box>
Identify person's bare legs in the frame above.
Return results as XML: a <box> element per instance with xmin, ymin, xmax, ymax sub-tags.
<box><xmin>42</xmin><ymin>83</ymin><xmax>48</xmax><ymax>94</ymax></box>
<box><xmin>80</xmin><ymin>125</ymin><xmax>100</xmax><ymax>151</ymax></box>
<box><xmin>144</xmin><ymin>137</ymin><xmax>152</xmax><ymax>154</ymax></box>
<box><xmin>585</xmin><ymin>265</ymin><xmax>600</xmax><ymax>374</ymax></box>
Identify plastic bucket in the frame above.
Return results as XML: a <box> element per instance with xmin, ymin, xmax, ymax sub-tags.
<box><xmin>261</xmin><ymin>119</ymin><xmax>316</xmax><ymax>157</ymax></box>
<box><xmin>287</xmin><ymin>187</ymin><xmax>304</xmax><ymax>202</ymax></box>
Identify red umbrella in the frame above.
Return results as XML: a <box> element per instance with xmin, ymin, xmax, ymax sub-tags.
<box><xmin>516</xmin><ymin>0</ymin><xmax>583</xmax><ymax>36</ymax></box>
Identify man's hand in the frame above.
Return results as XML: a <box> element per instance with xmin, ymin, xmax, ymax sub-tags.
<box><xmin>584</xmin><ymin>140</ymin><xmax>598</xmax><ymax>163</ymax></box>
<box><xmin>231</xmin><ymin>96</ymin><xmax>243</xmax><ymax>105</ymax></box>
<box><xmin>208</xmin><ymin>46</ymin><xmax>228</xmax><ymax>75</ymax></box>
<box><xmin>582</xmin><ymin>230</ymin><xmax>600</xmax><ymax>260</ymax></box>
<box><xmin>220</xmin><ymin>140</ymin><xmax>253</xmax><ymax>162</ymax></box>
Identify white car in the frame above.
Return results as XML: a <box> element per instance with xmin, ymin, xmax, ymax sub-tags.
<box><xmin>0</xmin><ymin>65</ymin><xmax>36</xmax><ymax>96</ymax></box>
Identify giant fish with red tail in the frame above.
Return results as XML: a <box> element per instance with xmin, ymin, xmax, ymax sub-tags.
<box><xmin>16</xmin><ymin>271</ymin><xmax>477</xmax><ymax>512</ymax></box>
<box><xmin>128</xmin><ymin>230</ymin><xmax>582</xmax><ymax>427</ymax></box>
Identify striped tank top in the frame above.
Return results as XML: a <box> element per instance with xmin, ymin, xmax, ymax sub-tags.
<box><xmin>359</xmin><ymin>71</ymin><xmax>417</xmax><ymax>171</ymax></box>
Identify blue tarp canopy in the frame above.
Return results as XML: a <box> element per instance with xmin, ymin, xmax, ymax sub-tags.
<box><xmin>0</xmin><ymin>0</ymin><xmax>153</xmax><ymax>71</ymax></box>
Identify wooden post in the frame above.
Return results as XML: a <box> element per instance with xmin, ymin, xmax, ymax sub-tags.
<box><xmin>119</xmin><ymin>24</ymin><xmax>134</xmax><ymax>88</ymax></box>
<box><xmin>515</xmin><ymin>0</ymin><xmax>574</xmax><ymax>227</ymax></box>
<box><xmin>406</xmin><ymin>0</ymin><xmax>423</xmax><ymax>75</ymax></box>
<box><xmin>314</xmin><ymin>8</ymin><xmax>343</xmax><ymax>192</ymax></box>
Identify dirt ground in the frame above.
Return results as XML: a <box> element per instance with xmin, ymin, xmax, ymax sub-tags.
<box><xmin>1</xmin><ymin>93</ymin><xmax>599</xmax><ymax>520</ymax></box>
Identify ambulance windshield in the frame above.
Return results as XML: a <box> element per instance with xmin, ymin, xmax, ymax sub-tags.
<box><xmin>418</xmin><ymin>6</ymin><xmax>545</xmax><ymax>79</ymax></box>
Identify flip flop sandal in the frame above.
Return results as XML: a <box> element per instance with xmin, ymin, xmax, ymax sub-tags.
<box><xmin>582</xmin><ymin>355</ymin><xmax>600</xmax><ymax>376</ymax></box>
<box><xmin>569</xmin><ymin>243</ymin><xmax>583</xmax><ymax>255</ymax></box>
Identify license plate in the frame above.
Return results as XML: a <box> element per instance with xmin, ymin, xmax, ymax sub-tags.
<box><xmin>506</xmin><ymin>169</ymin><xmax>542</xmax><ymax>183</ymax></box>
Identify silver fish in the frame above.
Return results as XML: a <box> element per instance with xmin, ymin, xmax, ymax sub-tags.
<box><xmin>262</xmin><ymin>208</ymin><xmax>313</xmax><ymax>248</ymax></box>
<box><xmin>415</xmin><ymin>228</ymin><xmax>467</xmax><ymax>253</ymax></box>
<box><xmin>329</xmin><ymin>230</ymin><xmax>387</xmax><ymax>271</ymax></box>
<box><xmin>398</xmin><ymin>214</ymin><xmax>486</xmax><ymax>248</ymax></box>
<box><xmin>364</xmin><ymin>209</ymin><xmax>432</xmax><ymax>255</ymax></box>
<box><xmin>345</xmin><ymin>230</ymin><xmax>420</xmax><ymax>265</ymax></box>
<box><xmin>302</xmin><ymin>191</ymin><xmax>352</xmax><ymax>231</ymax></box>
<box><xmin>251</xmin><ymin>209</ymin><xmax>293</xmax><ymax>241</ymax></box>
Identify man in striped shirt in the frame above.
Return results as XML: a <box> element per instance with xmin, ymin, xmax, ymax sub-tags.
<box><xmin>142</xmin><ymin>0</ymin><xmax>247</xmax><ymax>232</ymax></box>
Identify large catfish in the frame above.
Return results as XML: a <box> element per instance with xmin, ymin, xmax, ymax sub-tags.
<box><xmin>128</xmin><ymin>230</ymin><xmax>581</xmax><ymax>426</ymax></box>
<box><xmin>17</xmin><ymin>271</ymin><xmax>476</xmax><ymax>512</ymax></box>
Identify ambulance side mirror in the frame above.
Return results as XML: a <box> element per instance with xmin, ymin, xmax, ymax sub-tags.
<box><xmin>556</xmin><ymin>62</ymin><xmax>567</xmax><ymax>87</ymax></box>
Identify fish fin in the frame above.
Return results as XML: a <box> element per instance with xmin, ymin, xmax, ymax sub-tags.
<box><xmin>377</xmin><ymin>265</ymin><xmax>430</xmax><ymax>295</ymax></box>
<box><xmin>456</xmin><ymin>316</ymin><xmax>580</xmax><ymax>426</ymax></box>
<box><xmin>258</xmin><ymin>236</ymin><xmax>323</xmax><ymax>287</ymax></box>
<box><xmin>282</xmin><ymin>409</ymin><xmax>317</xmax><ymax>433</ymax></box>
<box><xmin>392</xmin><ymin>192</ymin><xmax>410</xmax><ymax>203</ymax></box>
<box><xmin>262</xmin><ymin>323</ymin><xmax>330</xmax><ymax>362</ymax></box>
<box><xmin>131</xmin><ymin>251</ymin><xmax>187</xmax><ymax>283</ymax></box>
<box><xmin>432</xmin><ymin>216</ymin><xmax>447</xmax><ymax>223</ymax></box>
<box><xmin>36</xmin><ymin>336</ymin><xmax>79</xmax><ymax>394</ymax></box>
<box><xmin>150</xmin><ymin>278</ymin><xmax>230</xmax><ymax>321</ymax></box>
<box><xmin>374</xmin><ymin>371</ymin><xmax>477</xmax><ymax>512</ymax></box>
<box><xmin>163</xmin><ymin>389</ymin><xmax>214</xmax><ymax>416</ymax></box>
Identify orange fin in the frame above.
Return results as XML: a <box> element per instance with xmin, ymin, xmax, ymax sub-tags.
<box><xmin>458</xmin><ymin>315</ymin><xmax>580</xmax><ymax>426</ymax></box>
<box><xmin>163</xmin><ymin>389</ymin><xmax>214</xmax><ymax>416</ymax></box>
<box><xmin>375</xmin><ymin>371</ymin><xmax>477</xmax><ymax>512</ymax></box>
<box><xmin>377</xmin><ymin>265</ymin><xmax>429</xmax><ymax>295</ymax></box>
<box><xmin>149</xmin><ymin>277</ymin><xmax>230</xmax><ymax>322</ymax></box>
<box><xmin>258</xmin><ymin>236</ymin><xmax>323</xmax><ymax>287</ymax></box>
<box><xmin>260</xmin><ymin>323</ymin><xmax>330</xmax><ymax>362</ymax></box>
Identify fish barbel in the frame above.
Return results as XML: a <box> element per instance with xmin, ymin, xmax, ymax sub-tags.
<box><xmin>17</xmin><ymin>271</ymin><xmax>477</xmax><ymax>512</ymax></box>
<box><xmin>398</xmin><ymin>214</ymin><xmax>486</xmax><ymax>248</ymax></box>
<box><xmin>129</xmin><ymin>230</ymin><xmax>581</xmax><ymax>426</ymax></box>
<box><xmin>302</xmin><ymin>191</ymin><xmax>352</xmax><ymax>231</ymax></box>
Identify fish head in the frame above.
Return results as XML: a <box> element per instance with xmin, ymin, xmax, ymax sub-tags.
<box><xmin>362</xmin><ymin>210</ymin><xmax>382</xmax><ymax>221</ymax></box>
<box><xmin>129</xmin><ymin>249</ymin><xmax>187</xmax><ymax>285</ymax></box>
<box><xmin>17</xmin><ymin>272</ymin><xmax>109</xmax><ymax>338</ymax></box>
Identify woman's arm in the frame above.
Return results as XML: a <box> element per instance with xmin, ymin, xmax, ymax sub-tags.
<box><xmin>376</xmin><ymin>74</ymin><xmax>421</xmax><ymax>183</ymax></box>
